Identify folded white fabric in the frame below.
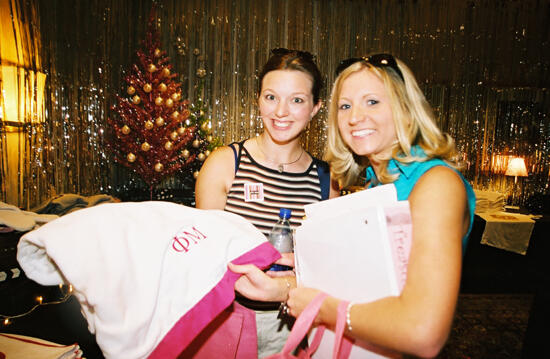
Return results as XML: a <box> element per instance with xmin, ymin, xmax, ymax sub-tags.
<box><xmin>473</xmin><ymin>189</ymin><xmax>505</xmax><ymax>213</ymax></box>
<box><xmin>0</xmin><ymin>333</ymin><xmax>83</xmax><ymax>359</ymax></box>
<box><xmin>0</xmin><ymin>201</ymin><xmax>59</xmax><ymax>231</ymax></box>
<box><xmin>17</xmin><ymin>201</ymin><xmax>278</xmax><ymax>359</ymax></box>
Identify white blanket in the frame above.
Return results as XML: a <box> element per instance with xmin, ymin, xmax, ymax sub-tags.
<box><xmin>17</xmin><ymin>201</ymin><xmax>279</xmax><ymax>359</ymax></box>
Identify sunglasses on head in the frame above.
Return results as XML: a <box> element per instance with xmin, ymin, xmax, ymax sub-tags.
<box><xmin>335</xmin><ymin>53</ymin><xmax>404</xmax><ymax>81</ymax></box>
<box><xmin>271</xmin><ymin>47</ymin><xmax>316</xmax><ymax>61</ymax></box>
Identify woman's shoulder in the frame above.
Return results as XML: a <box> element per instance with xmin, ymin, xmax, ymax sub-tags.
<box><xmin>208</xmin><ymin>145</ymin><xmax>235</xmax><ymax>160</ymax></box>
<box><xmin>413</xmin><ymin>165</ymin><xmax>467</xmax><ymax>197</ymax></box>
<box><xmin>203</xmin><ymin>139</ymin><xmax>254</xmax><ymax>170</ymax></box>
<box><xmin>199</xmin><ymin>145</ymin><xmax>237</xmax><ymax>174</ymax></box>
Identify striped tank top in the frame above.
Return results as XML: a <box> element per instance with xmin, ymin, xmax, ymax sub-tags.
<box><xmin>224</xmin><ymin>141</ymin><xmax>324</xmax><ymax>237</ymax></box>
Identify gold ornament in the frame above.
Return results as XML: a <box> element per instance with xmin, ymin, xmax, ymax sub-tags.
<box><xmin>171</xmin><ymin>111</ymin><xmax>180</xmax><ymax>120</ymax></box>
<box><xmin>154</xmin><ymin>48</ymin><xmax>162</xmax><ymax>58</ymax></box>
<box><xmin>165</xmin><ymin>98</ymin><xmax>174</xmax><ymax>108</ymax></box>
<box><xmin>196</xmin><ymin>68</ymin><xmax>207</xmax><ymax>78</ymax></box>
<box><xmin>143</xmin><ymin>83</ymin><xmax>152</xmax><ymax>93</ymax></box>
<box><xmin>121</xmin><ymin>125</ymin><xmax>130</xmax><ymax>135</ymax></box>
<box><xmin>207</xmin><ymin>135</ymin><xmax>213</xmax><ymax>142</ymax></box>
<box><xmin>145</xmin><ymin>120</ymin><xmax>154</xmax><ymax>130</ymax></box>
<box><xmin>182</xmin><ymin>149</ymin><xmax>190</xmax><ymax>159</ymax></box>
<box><xmin>200</xmin><ymin>110</ymin><xmax>205</xmax><ymax>117</ymax></box>
<box><xmin>148</xmin><ymin>63</ymin><xmax>157</xmax><ymax>73</ymax></box>
<box><xmin>127</xmin><ymin>86</ymin><xmax>136</xmax><ymax>95</ymax></box>
<box><xmin>158</xmin><ymin>83</ymin><xmax>167</xmax><ymax>92</ymax></box>
<box><xmin>162</xmin><ymin>67</ymin><xmax>170</xmax><ymax>77</ymax></box>
<box><xmin>205</xmin><ymin>150</ymin><xmax>211</xmax><ymax>157</ymax></box>
<box><xmin>171</xmin><ymin>92</ymin><xmax>180</xmax><ymax>101</ymax></box>
<box><xmin>127</xmin><ymin>153</ymin><xmax>136</xmax><ymax>162</ymax></box>
<box><xmin>170</xmin><ymin>131</ymin><xmax>178</xmax><ymax>140</ymax></box>
<box><xmin>177</xmin><ymin>127</ymin><xmax>186</xmax><ymax>135</ymax></box>
<box><xmin>155</xmin><ymin>116</ymin><xmax>165</xmax><ymax>127</ymax></box>
<box><xmin>200</xmin><ymin>121</ymin><xmax>208</xmax><ymax>131</ymax></box>
<box><xmin>198</xmin><ymin>153</ymin><xmax>206</xmax><ymax>161</ymax></box>
<box><xmin>154</xmin><ymin>162</ymin><xmax>164</xmax><ymax>172</ymax></box>
<box><xmin>193</xmin><ymin>170</ymin><xmax>200</xmax><ymax>179</ymax></box>
<box><xmin>192</xmin><ymin>139</ymin><xmax>200</xmax><ymax>148</ymax></box>
<box><xmin>141</xmin><ymin>142</ymin><xmax>151</xmax><ymax>151</ymax></box>
<box><xmin>193</xmin><ymin>48</ymin><xmax>200</xmax><ymax>56</ymax></box>
<box><xmin>155</xmin><ymin>96</ymin><xmax>163</xmax><ymax>106</ymax></box>
<box><xmin>164</xmin><ymin>141</ymin><xmax>173</xmax><ymax>150</ymax></box>
<box><xmin>132</xmin><ymin>95</ymin><xmax>141</xmax><ymax>104</ymax></box>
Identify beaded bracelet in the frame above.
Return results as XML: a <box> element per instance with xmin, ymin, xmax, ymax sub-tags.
<box><xmin>277</xmin><ymin>279</ymin><xmax>292</xmax><ymax>318</ymax></box>
<box><xmin>346</xmin><ymin>302</ymin><xmax>354</xmax><ymax>333</ymax></box>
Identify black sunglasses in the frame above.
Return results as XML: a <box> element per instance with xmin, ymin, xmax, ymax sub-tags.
<box><xmin>335</xmin><ymin>53</ymin><xmax>404</xmax><ymax>81</ymax></box>
<box><xmin>271</xmin><ymin>47</ymin><xmax>316</xmax><ymax>61</ymax></box>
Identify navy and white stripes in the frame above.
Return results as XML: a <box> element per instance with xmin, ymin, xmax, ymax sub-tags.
<box><xmin>225</xmin><ymin>146</ymin><xmax>323</xmax><ymax>237</ymax></box>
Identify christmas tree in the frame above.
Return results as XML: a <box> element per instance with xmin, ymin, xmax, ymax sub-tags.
<box><xmin>107</xmin><ymin>10</ymin><xmax>217</xmax><ymax>198</ymax></box>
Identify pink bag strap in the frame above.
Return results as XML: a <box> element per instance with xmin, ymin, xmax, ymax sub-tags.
<box><xmin>304</xmin><ymin>300</ymin><xmax>353</xmax><ymax>359</ymax></box>
<box><xmin>269</xmin><ymin>293</ymin><xmax>354</xmax><ymax>359</ymax></box>
<box><xmin>304</xmin><ymin>324</ymin><xmax>326</xmax><ymax>356</ymax></box>
<box><xmin>333</xmin><ymin>300</ymin><xmax>353</xmax><ymax>359</ymax></box>
<box><xmin>278</xmin><ymin>292</ymin><xmax>329</xmax><ymax>356</ymax></box>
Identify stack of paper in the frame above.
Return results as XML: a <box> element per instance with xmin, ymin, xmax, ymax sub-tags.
<box><xmin>294</xmin><ymin>184</ymin><xmax>413</xmax><ymax>358</ymax></box>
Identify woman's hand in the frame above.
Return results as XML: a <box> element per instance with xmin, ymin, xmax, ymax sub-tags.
<box><xmin>287</xmin><ymin>287</ymin><xmax>322</xmax><ymax>322</ymax></box>
<box><xmin>228</xmin><ymin>262</ymin><xmax>286</xmax><ymax>302</ymax></box>
<box><xmin>266</xmin><ymin>252</ymin><xmax>295</xmax><ymax>278</ymax></box>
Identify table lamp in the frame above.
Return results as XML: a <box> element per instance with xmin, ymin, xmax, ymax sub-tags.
<box><xmin>505</xmin><ymin>157</ymin><xmax>528</xmax><ymax>183</ymax></box>
<box><xmin>504</xmin><ymin>157</ymin><xmax>528</xmax><ymax>212</ymax></box>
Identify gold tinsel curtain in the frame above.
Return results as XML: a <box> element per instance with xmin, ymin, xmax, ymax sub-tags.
<box><xmin>1</xmin><ymin>0</ymin><xmax>549</xmax><ymax>210</ymax></box>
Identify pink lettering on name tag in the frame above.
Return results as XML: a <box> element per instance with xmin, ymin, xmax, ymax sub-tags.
<box><xmin>244</xmin><ymin>183</ymin><xmax>264</xmax><ymax>202</ymax></box>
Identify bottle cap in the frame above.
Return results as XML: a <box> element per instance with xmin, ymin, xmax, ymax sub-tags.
<box><xmin>279</xmin><ymin>208</ymin><xmax>292</xmax><ymax>219</ymax></box>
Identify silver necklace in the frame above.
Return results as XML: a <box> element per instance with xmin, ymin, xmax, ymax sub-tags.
<box><xmin>256</xmin><ymin>137</ymin><xmax>304</xmax><ymax>173</ymax></box>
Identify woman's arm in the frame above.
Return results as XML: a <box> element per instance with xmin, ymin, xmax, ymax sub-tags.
<box><xmin>195</xmin><ymin>146</ymin><xmax>236</xmax><ymax>209</ymax></box>
<box><xmin>287</xmin><ymin>166</ymin><xmax>470</xmax><ymax>358</ymax></box>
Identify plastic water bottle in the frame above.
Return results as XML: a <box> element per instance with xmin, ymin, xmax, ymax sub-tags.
<box><xmin>268</xmin><ymin>208</ymin><xmax>294</xmax><ymax>271</ymax></box>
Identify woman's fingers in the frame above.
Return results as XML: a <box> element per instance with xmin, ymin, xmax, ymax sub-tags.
<box><xmin>287</xmin><ymin>287</ymin><xmax>322</xmax><ymax>320</ymax></box>
<box><xmin>266</xmin><ymin>269</ymin><xmax>295</xmax><ymax>278</ymax></box>
<box><xmin>274</xmin><ymin>252</ymin><xmax>295</xmax><ymax>267</ymax></box>
<box><xmin>228</xmin><ymin>262</ymin><xmax>256</xmax><ymax>274</ymax></box>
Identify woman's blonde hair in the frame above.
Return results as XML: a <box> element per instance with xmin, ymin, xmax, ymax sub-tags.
<box><xmin>324</xmin><ymin>57</ymin><xmax>460</xmax><ymax>189</ymax></box>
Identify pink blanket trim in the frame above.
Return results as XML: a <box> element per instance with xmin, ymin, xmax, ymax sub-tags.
<box><xmin>148</xmin><ymin>241</ymin><xmax>280</xmax><ymax>358</ymax></box>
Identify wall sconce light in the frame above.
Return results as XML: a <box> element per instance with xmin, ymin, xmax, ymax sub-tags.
<box><xmin>1</xmin><ymin>0</ymin><xmax>45</xmax><ymax>207</ymax></box>
<box><xmin>1</xmin><ymin>0</ymin><xmax>46</xmax><ymax>128</ymax></box>
<box><xmin>505</xmin><ymin>157</ymin><xmax>528</xmax><ymax>183</ymax></box>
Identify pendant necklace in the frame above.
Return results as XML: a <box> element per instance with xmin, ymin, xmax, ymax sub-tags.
<box><xmin>256</xmin><ymin>137</ymin><xmax>304</xmax><ymax>173</ymax></box>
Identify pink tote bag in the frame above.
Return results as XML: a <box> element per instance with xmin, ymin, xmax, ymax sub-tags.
<box><xmin>265</xmin><ymin>292</ymin><xmax>353</xmax><ymax>359</ymax></box>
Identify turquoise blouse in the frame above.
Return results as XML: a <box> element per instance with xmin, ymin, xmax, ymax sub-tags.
<box><xmin>365</xmin><ymin>147</ymin><xmax>476</xmax><ymax>252</ymax></box>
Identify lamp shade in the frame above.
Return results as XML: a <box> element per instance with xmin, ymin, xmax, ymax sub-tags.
<box><xmin>505</xmin><ymin>157</ymin><xmax>528</xmax><ymax>177</ymax></box>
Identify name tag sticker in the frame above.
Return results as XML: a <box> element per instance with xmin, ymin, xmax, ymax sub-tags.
<box><xmin>244</xmin><ymin>183</ymin><xmax>264</xmax><ymax>202</ymax></box>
